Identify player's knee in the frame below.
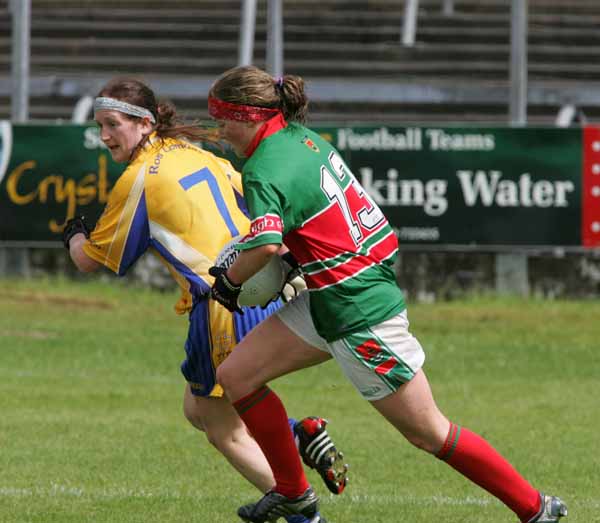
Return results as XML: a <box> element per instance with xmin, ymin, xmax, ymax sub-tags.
<box><xmin>182</xmin><ymin>400</ymin><xmax>206</xmax><ymax>432</ymax></box>
<box><xmin>215</xmin><ymin>362</ymin><xmax>237</xmax><ymax>396</ymax></box>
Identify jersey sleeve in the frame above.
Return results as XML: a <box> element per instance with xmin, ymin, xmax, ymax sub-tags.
<box><xmin>236</xmin><ymin>175</ymin><xmax>284</xmax><ymax>250</ymax></box>
<box><xmin>217</xmin><ymin>158</ymin><xmax>249</xmax><ymax>219</ymax></box>
<box><xmin>82</xmin><ymin>165</ymin><xmax>150</xmax><ymax>275</ymax></box>
<box><xmin>216</xmin><ymin>157</ymin><xmax>243</xmax><ymax>194</ymax></box>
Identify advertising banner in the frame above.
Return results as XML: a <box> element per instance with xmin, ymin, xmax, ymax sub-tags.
<box><xmin>327</xmin><ymin>125</ymin><xmax>591</xmax><ymax>247</ymax></box>
<box><xmin>0</xmin><ymin>123</ymin><xmax>120</xmax><ymax>244</ymax></box>
<box><xmin>0</xmin><ymin>123</ymin><xmax>598</xmax><ymax>248</ymax></box>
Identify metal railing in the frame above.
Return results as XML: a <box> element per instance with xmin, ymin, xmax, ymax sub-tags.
<box><xmin>509</xmin><ymin>0</ymin><xmax>528</xmax><ymax>126</ymax></box>
<box><xmin>402</xmin><ymin>0</ymin><xmax>455</xmax><ymax>47</ymax></box>
<box><xmin>239</xmin><ymin>0</ymin><xmax>257</xmax><ymax>66</ymax></box>
<box><xmin>10</xmin><ymin>0</ymin><xmax>30</xmax><ymax>123</ymax></box>
<box><xmin>400</xmin><ymin>0</ymin><xmax>528</xmax><ymax>125</ymax></box>
<box><xmin>12</xmin><ymin>1</ymin><xmax>531</xmax><ymax>127</ymax></box>
<box><xmin>5</xmin><ymin>0</ymin><xmax>31</xmax><ymax>276</ymax></box>
<box><xmin>239</xmin><ymin>0</ymin><xmax>283</xmax><ymax>77</ymax></box>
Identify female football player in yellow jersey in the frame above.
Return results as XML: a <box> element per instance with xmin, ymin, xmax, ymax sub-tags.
<box><xmin>63</xmin><ymin>77</ymin><xmax>346</xmax><ymax>523</ymax></box>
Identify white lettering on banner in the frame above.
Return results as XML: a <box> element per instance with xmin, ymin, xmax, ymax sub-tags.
<box><xmin>426</xmin><ymin>129</ymin><xmax>495</xmax><ymax>151</ymax></box>
<box><xmin>0</xmin><ymin>120</ymin><xmax>12</xmax><ymax>185</ymax></box>
<box><xmin>337</xmin><ymin>127</ymin><xmax>422</xmax><ymax>151</ymax></box>
<box><xmin>456</xmin><ymin>170</ymin><xmax>575</xmax><ymax>208</ymax></box>
<box><xmin>397</xmin><ymin>227</ymin><xmax>440</xmax><ymax>241</ymax></box>
<box><xmin>359</xmin><ymin>167</ymin><xmax>448</xmax><ymax>217</ymax></box>
<box><xmin>336</xmin><ymin>127</ymin><xmax>494</xmax><ymax>152</ymax></box>
<box><xmin>358</xmin><ymin>167</ymin><xmax>575</xmax><ymax>216</ymax></box>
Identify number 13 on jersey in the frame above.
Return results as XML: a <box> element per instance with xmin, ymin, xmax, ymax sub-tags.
<box><xmin>320</xmin><ymin>151</ymin><xmax>385</xmax><ymax>246</ymax></box>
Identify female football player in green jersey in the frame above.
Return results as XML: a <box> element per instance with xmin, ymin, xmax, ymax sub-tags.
<box><xmin>208</xmin><ymin>65</ymin><xmax>568</xmax><ymax>523</ymax></box>
<box><xmin>63</xmin><ymin>77</ymin><xmax>346</xmax><ymax>523</ymax></box>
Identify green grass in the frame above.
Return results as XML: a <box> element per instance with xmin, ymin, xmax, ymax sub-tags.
<box><xmin>0</xmin><ymin>277</ymin><xmax>598</xmax><ymax>522</ymax></box>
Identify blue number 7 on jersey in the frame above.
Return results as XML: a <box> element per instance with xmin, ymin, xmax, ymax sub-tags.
<box><xmin>179</xmin><ymin>167</ymin><xmax>240</xmax><ymax>237</ymax></box>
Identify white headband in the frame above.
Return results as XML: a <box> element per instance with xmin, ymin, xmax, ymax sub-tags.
<box><xmin>93</xmin><ymin>96</ymin><xmax>156</xmax><ymax>123</ymax></box>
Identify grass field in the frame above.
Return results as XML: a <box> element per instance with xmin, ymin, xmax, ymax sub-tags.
<box><xmin>0</xmin><ymin>277</ymin><xmax>598</xmax><ymax>523</ymax></box>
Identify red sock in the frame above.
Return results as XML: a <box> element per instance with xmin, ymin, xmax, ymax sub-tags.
<box><xmin>437</xmin><ymin>424</ymin><xmax>541</xmax><ymax>522</ymax></box>
<box><xmin>234</xmin><ymin>386</ymin><xmax>309</xmax><ymax>498</ymax></box>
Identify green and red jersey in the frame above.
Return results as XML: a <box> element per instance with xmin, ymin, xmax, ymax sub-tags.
<box><xmin>237</xmin><ymin>122</ymin><xmax>405</xmax><ymax>342</ymax></box>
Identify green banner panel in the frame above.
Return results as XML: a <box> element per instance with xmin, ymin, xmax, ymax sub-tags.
<box><xmin>325</xmin><ymin>126</ymin><xmax>583</xmax><ymax>246</ymax></box>
<box><xmin>0</xmin><ymin>123</ymin><xmax>121</xmax><ymax>243</ymax></box>
<box><xmin>0</xmin><ymin>123</ymin><xmax>594</xmax><ymax>247</ymax></box>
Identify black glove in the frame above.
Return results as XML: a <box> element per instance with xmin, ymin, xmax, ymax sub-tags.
<box><xmin>209</xmin><ymin>266</ymin><xmax>243</xmax><ymax>314</ymax></box>
<box><xmin>62</xmin><ymin>216</ymin><xmax>91</xmax><ymax>249</ymax></box>
<box><xmin>281</xmin><ymin>251</ymin><xmax>300</xmax><ymax>273</ymax></box>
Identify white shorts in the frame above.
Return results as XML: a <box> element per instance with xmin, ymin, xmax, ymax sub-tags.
<box><xmin>275</xmin><ymin>291</ymin><xmax>425</xmax><ymax>401</ymax></box>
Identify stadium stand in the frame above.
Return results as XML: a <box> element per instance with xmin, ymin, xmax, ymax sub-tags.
<box><xmin>1</xmin><ymin>0</ymin><xmax>600</xmax><ymax>124</ymax></box>
<box><xmin>1</xmin><ymin>0</ymin><xmax>599</xmax><ymax>294</ymax></box>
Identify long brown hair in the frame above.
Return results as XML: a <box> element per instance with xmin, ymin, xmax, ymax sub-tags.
<box><xmin>97</xmin><ymin>77</ymin><xmax>217</xmax><ymax>143</ymax></box>
<box><xmin>209</xmin><ymin>66</ymin><xmax>308</xmax><ymax>123</ymax></box>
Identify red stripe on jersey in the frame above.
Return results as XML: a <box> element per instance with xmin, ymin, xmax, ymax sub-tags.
<box><xmin>304</xmin><ymin>230</ymin><xmax>398</xmax><ymax>288</ymax></box>
<box><xmin>281</xmin><ymin>175</ymin><xmax>395</xmax><ymax>288</ymax></box>
<box><xmin>241</xmin><ymin>213</ymin><xmax>283</xmax><ymax>243</ymax></box>
<box><xmin>284</xmin><ymin>196</ymin><xmax>388</xmax><ymax>266</ymax></box>
<box><xmin>283</xmin><ymin>204</ymin><xmax>352</xmax><ymax>265</ymax></box>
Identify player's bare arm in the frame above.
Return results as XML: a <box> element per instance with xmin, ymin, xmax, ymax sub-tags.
<box><xmin>69</xmin><ymin>234</ymin><xmax>101</xmax><ymax>273</ymax></box>
<box><xmin>226</xmin><ymin>243</ymin><xmax>280</xmax><ymax>285</ymax></box>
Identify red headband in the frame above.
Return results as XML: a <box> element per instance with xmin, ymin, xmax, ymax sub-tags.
<box><xmin>208</xmin><ymin>96</ymin><xmax>280</xmax><ymax>122</ymax></box>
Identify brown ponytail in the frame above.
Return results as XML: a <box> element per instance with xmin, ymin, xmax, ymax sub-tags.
<box><xmin>209</xmin><ymin>66</ymin><xmax>309</xmax><ymax>123</ymax></box>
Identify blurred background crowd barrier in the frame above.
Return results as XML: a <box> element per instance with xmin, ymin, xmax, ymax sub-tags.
<box><xmin>1</xmin><ymin>0</ymin><xmax>600</xmax><ymax>300</ymax></box>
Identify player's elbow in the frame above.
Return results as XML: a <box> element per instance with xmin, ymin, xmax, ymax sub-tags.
<box><xmin>260</xmin><ymin>243</ymin><xmax>281</xmax><ymax>257</ymax></box>
<box><xmin>69</xmin><ymin>237</ymin><xmax>101</xmax><ymax>273</ymax></box>
<box><xmin>74</xmin><ymin>256</ymin><xmax>101</xmax><ymax>273</ymax></box>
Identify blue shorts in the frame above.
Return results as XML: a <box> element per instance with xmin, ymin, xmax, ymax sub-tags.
<box><xmin>181</xmin><ymin>298</ymin><xmax>281</xmax><ymax>397</ymax></box>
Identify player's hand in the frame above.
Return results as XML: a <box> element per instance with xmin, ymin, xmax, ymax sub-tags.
<box><xmin>62</xmin><ymin>215</ymin><xmax>90</xmax><ymax>249</ymax></box>
<box><xmin>209</xmin><ymin>266</ymin><xmax>243</xmax><ymax>314</ymax></box>
<box><xmin>279</xmin><ymin>251</ymin><xmax>306</xmax><ymax>302</ymax></box>
<box><xmin>280</xmin><ymin>273</ymin><xmax>307</xmax><ymax>302</ymax></box>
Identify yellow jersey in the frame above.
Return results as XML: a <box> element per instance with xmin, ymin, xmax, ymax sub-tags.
<box><xmin>83</xmin><ymin>134</ymin><xmax>249</xmax><ymax>314</ymax></box>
